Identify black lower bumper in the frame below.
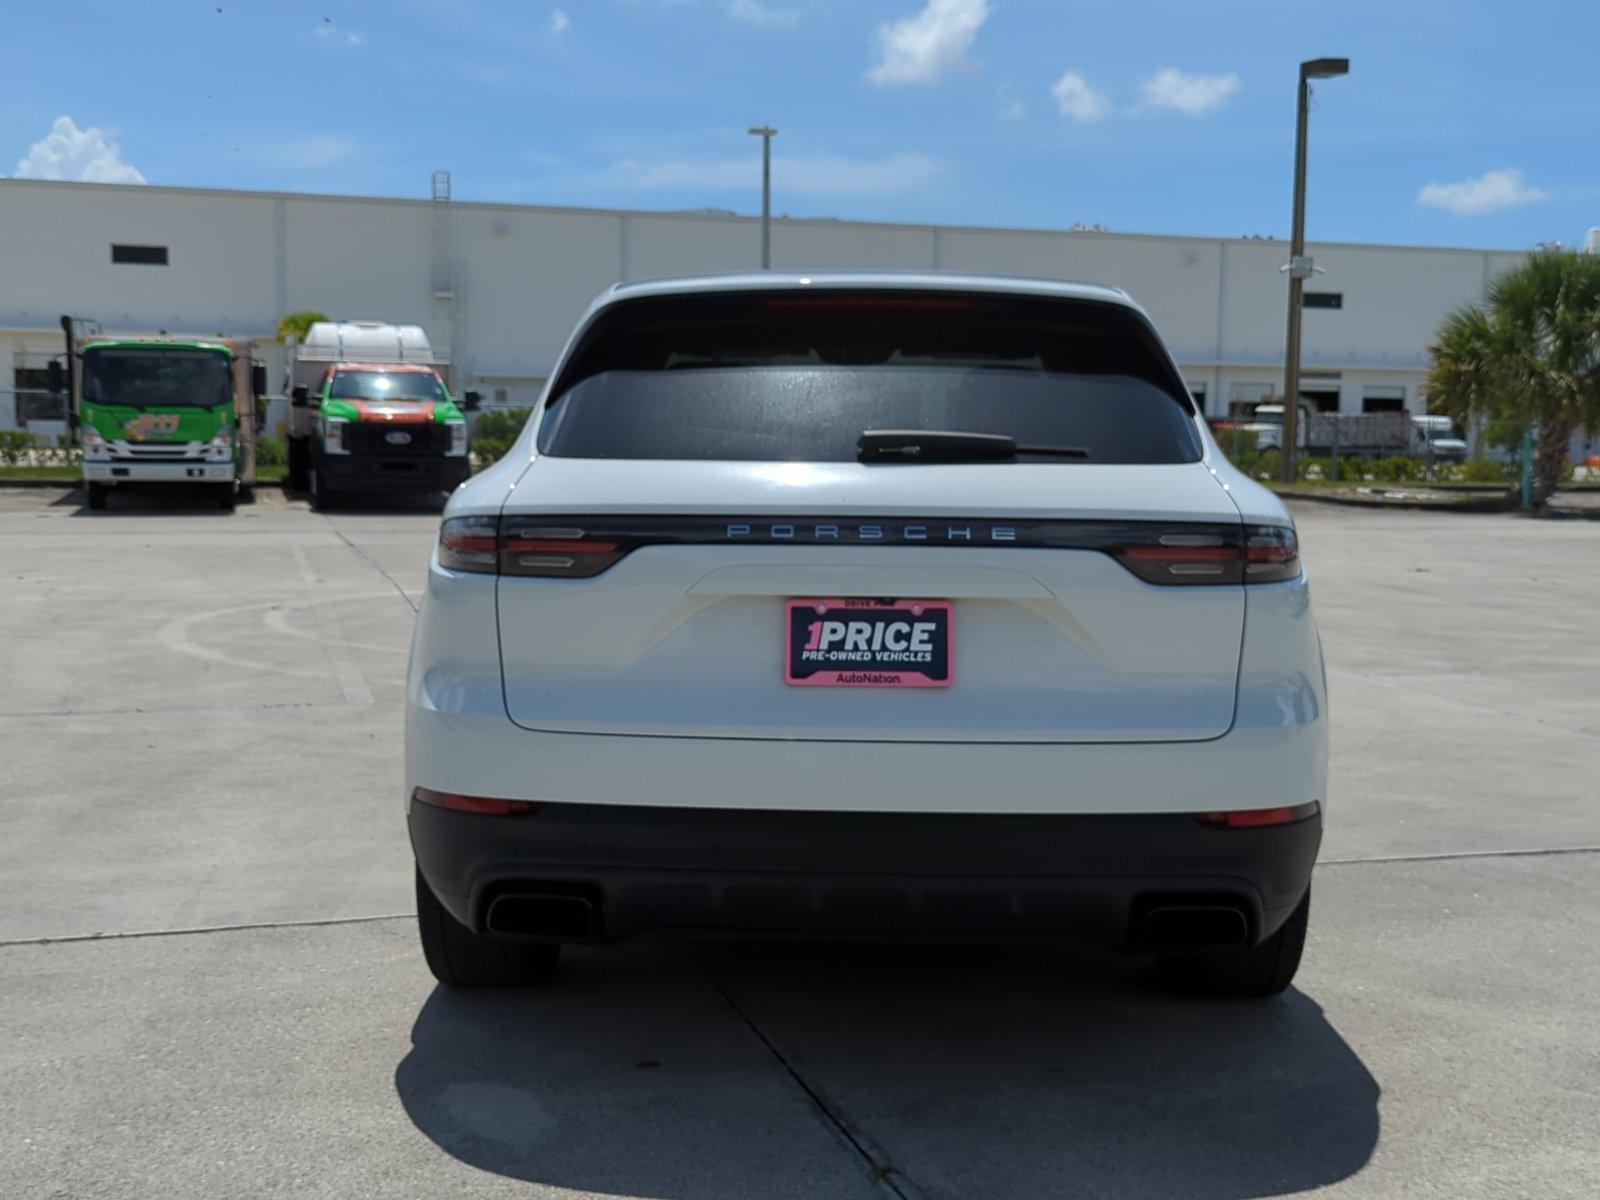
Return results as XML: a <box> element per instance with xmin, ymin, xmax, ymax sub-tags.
<box><xmin>410</xmin><ymin>801</ymin><xmax>1321</xmax><ymax>948</ymax></box>
<box><xmin>320</xmin><ymin>453</ymin><xmax>469</xmax><ymax>493</ymax></box>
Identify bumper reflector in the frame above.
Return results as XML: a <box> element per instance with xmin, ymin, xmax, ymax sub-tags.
<box><xmin>1197</xmin><ymin>801</ymin><xmax>1319</xmax><ymax>829</ymax></box>
<box><xmin>412</xmin><ymin>786</ymin><xmax>542</xmax><ymax>816</ymax></box>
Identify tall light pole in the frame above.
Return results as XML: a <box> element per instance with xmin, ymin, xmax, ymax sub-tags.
<box><xmin>1280</xmin><ymin>57</ymin><xmax>1349</xmax><ymax>483</ymax></box>
<box><xmin>748</xmin><ymin>125</ymin><xmax>777</xmax><ymax>269</ymax></box>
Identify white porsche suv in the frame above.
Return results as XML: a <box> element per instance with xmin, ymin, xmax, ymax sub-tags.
<box><xmin>406</xmin><ymin>273</ymin><xmax>1327</xmax><ymax>997</ymax></box>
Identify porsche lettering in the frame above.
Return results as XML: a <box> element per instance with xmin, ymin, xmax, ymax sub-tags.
<box><xmin>724</xmin><ymin>522</ymin><xmax>1017</xmax><ymax>543</ymax></box>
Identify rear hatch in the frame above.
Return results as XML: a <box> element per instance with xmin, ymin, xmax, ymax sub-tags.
<box><xmin>490</xmin><ymin>285</ymin><xmax>1245</xmax><ymax>744</ymax></box>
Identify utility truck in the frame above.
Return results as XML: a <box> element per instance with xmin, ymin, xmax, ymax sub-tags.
<box><xmin>283</xmin><ymin>321</ymin><xmax>476</xmax><ymax>510</ymax></box>
<box><xmin>64</xmin><ymin>331</ymin><xmax>267</xmax><ymax>511</ymax></box>
<box><xmin>1240</xmin><ymin>402</ymin><xmax>1467</xmax><ymax>461</ymax></box>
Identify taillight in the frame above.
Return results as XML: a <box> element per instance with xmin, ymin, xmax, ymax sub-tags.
<box><xmin>1245</xmin><ymin>525</ymin><xmax>1300</xmax><ymax>583</ymax></box>
<box><xmin>1110</xmin><ymin>524</ymin><xmax>1298</xmax><ymax>586</ymax></box>
<box><xmin>438</xmin><ymin>515</ymin><xmax>499</xmax><ymax>572</ymax></box>
<box><xmin>1197</xmin><ymin>801</ymin><xmax>1319</xmax><ymax>828</ymax></box>
<box><xmin>412</xmin><ymin>786</ymin><xmax>542</xmax><ymax>816</ymax></box>
<box><xmin>434</xmin><ymin>515</ymin><xmax>1301</xmax><ymax>586</ymax></box>
<box><xmin>501</xmin><ymin>526</ymin><xmax>628</xmax><ymax>578</ymax></box>
<box><xmin>1114</xmin><ymin>533</ymin><xmax>1241</xmax><ymax>584</ymax></box>
<box><xmin>437</xmin><ymin>517</ymin><xmax>632</xmax><ymax>577</ymax></box>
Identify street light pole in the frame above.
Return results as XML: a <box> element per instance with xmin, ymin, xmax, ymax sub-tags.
<box><xmin>748</xmin><ymin>125</ymin><xmax>777</xmax><ymax>269</ymax></box>
<box><xmin>1280</xmin><ymin>58</ymin><xmax>1348</xmax><ymax>483</ymax></box>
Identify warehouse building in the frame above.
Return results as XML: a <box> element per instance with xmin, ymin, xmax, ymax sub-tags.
<box><xmin>0</xmin><ymin>174</ymin><xmax>1533</xmax><ymax>433</ymax></box>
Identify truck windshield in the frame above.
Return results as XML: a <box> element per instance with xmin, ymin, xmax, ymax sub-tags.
<box><xmin>329</xmin><ymin>371</ymin><xmax>445</xmax><ymax>403</ymax></box>
<box><xmin>82</xmin><ymin>349</ymin><xmax>231</xmax><ymax>408</ymax></box>
<box><xmin>539</xmin><ymin>290</ymin><xmax>1202</xmax><ymax>464</ymax></box>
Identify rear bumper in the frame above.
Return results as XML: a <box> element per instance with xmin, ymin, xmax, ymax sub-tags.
<box><xmin>406</xmin><ymin>571</ymin><xmax>1329</xmax><ymax>816</ymax></box>
<box><xmin>320</xmin><ymin>452</ymin><xmax>468</xmax><ymax>492</ymax></box>
<box><xmin>410</xmin><ymin>800</ymin><xmax>1321</xmax><ymax>946</ymax></box>
<box><xmin>85</xmin><ymin>460</ymin><xmax>233</xmax><ymax>483</ymax></box>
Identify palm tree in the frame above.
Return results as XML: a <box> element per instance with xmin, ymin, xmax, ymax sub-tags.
<box><xmin>1427</xmin><ymin>250</ymin><xmax>1600</xmax><ymax>506</ymax></box>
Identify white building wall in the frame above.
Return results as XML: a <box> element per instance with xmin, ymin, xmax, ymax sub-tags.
<box><xmin>460</xmin><ymin>207</ymin><xmax>623</xmax><ymax>382</ymax></box>
<box><xmin>937</xmin><ymin>230</ymin><xmax>1227</xmax><ymax>367</ymax></box>
<box><xmin>0</xmin><ymin>182</ymin><xmax>278</xmax><ymax>335</ymax></box>
<box><xmin>0</xmin><ymin>177</ymin><xmax>1532</xmax><ymax>434</ymax></box>
<box><xmin>284</xmin><ymin>197</ymin><xmax>437</xmax><ymax>338</ymax></box>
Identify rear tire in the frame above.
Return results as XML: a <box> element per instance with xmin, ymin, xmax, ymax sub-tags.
<box><xmin>85</xmin><ymin>482</ymin><xmax>108</xmax><ymax>510</ymax></box>
<box><xmin>308</xmin><ymin>466</ymin><xmax>334</xmax><ymax>512</ymax></box>
<box><xmin>1156</xmin><ymin>887</ymin><xmax>1309</xmax><ymax>998</ymax></box>
<box><xmin>286</xmin><ymin>436</ymin><xmax>310</xmax><ymax>491</ymax></box>
<box><xmin>415</xmin><ymin>866</ymin><xmax>561</xmax><ymax>989</ymax></box>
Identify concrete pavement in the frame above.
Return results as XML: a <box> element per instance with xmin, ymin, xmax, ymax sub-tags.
<box><xmin>1</xmin><ymin>485</ymin><xmax>1596</xmax><ymax>1198</ymax></box>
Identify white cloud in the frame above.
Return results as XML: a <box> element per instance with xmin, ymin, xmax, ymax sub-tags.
<box><xmin>1417</xmin><ymin>168</ymin><xmax>1548</xmax><ymax>216</ymax></box>
<box><xmin>1138</xmin><ymin>68</ymin><xmax>1240</xmax><ymax>115</ymax></box>
<box><xmin>866</xmin><ymin>0</ymin><xmax>990</xmax><ymax>87</ymax></box>
<box><xmin>1050</xmin><ymin>72</ymin><xmax>1111</xmax><ymax>124</ymax></box>
<box><xmin>725</xmin><ymin>0</ymin><xmax>799</xmax><ymax>28</ymax></box>
<box><xmin>14</xmin><ymin>116</ymin><xmax>145</xmax><ymax>184</ymax></box>
<box><xmin>610</xmin><ymin>150</ymin><xmax>946</xmax><ymax>196</ymax></box>
<box><xmin>310</xmin><ymin>22</ymin><xmax>364</xmax><ymax>47</ymax></box>
<box><xmin>549</xmin><ymin>8</ymin><xmax>570</xmax><ymax>34</ymax></box>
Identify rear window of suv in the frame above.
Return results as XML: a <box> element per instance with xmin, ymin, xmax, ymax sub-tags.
<box><xmin>538</xmin><ymin>289</ymin><xmax>1203</xmax><ymax>463</ymax></box>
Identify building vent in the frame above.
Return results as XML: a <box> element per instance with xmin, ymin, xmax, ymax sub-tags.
<box><xmin>111</xmin><ymin>244</ymin><xmax>168</xmax><ymax>265</ymax></box>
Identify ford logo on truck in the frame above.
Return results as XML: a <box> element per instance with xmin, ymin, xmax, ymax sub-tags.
<box><xmin>385</xmin><ymin>430</ymin><xmax>412</xmax><ymax>446</ymax></box>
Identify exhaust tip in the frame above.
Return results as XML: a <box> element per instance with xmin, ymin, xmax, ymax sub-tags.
<box><xmin>484</xmin><ymin>884</ymin><xmax>602</xmax><ymax>941</ymax></box>
<box><xmin>1129</xmin><ymin>892</ymin><xmax>1252</xmax><ymax>947</ymax></box>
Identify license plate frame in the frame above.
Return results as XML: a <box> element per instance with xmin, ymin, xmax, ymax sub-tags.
<box><xmin>784</xmin><ymin>598</ymin><xmax>953</xmax><ymax>688</ymax></box>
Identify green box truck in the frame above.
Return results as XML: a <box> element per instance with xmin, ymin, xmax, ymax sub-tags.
<box><xmin>74</xmin><ymin>336</ymin><xmax>266</xmax><ymax>511</ymax></box>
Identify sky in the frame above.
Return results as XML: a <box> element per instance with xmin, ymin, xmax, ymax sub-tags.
<box><xmin>4</xmin><ymin>0</ymin><xmax>1598</xmax><ymax>250</ymax></box>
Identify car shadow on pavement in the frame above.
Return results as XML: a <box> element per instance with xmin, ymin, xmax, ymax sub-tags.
<box><xmin>279</xmin><ymin>482</ymin><xmax>449</xmax><ymax>515</ymax></box>
<box><xmin>58</xmin><ymin>482</ymin><xmax>244</xmax><ymax>515</ymax></box>
<box><xmin>395</xmin><ymin>939</ymin><xmax>1379</xmax><ymax>1199</ymax></box>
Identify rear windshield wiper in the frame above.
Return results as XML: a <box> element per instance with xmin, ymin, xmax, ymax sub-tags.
<box><xmin>857</xmin><ymin>429</ymin><xmax>1090</xmax><ymax>463</ymax></box>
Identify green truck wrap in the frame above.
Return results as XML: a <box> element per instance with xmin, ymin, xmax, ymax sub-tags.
<box><xmin>285</xmin><ymin>321</ymin><xmax>474</xmax><ymax>510</ymax></box>
<box><xmin>78</xmin><ymin>339</ymin><xmax>262</xmax><ymax>511</ymax></box>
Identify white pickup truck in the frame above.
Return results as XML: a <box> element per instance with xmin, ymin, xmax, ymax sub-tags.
<box><xmin>1242</xmin><ymin>403</ymin><xmax>1467</xmax><ymax>461</ymax></box>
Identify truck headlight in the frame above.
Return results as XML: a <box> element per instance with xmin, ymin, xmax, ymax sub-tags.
<box><xmin>324</xmin><ymin>418</ymin><xmax>349</xmax><ymax>455</ymax></box>
<box><xmin>81</xmin><ymin>425</ymin><xmax>109</xmax><ymax>459</ymax></box>
<box><xmin>447</xmin><ymin>421</ymin><xmax>468</xmax><ymax>457</ymax></box>
<box><xmin>207</xmin><ymin>427</ymin><xmax>234</xmax><ymax>460</ymax></box>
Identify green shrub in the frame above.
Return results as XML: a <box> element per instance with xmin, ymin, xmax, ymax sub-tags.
<box><xmin>1228</xmin><ymin>448</ymin><xmax>1265</xmax><ymax>477</ymax></box>
<box><xmin>470</xmin><ymin>408</ymin><xmax>532</xmax><ymax>469</ymax></box>
<box><xmin>0</xmin><ymin>429</ymin><xmax>37</xmax><ymax>466</ymax></box>
<box><xmin>1481</xmin><ymin>420</ymin><xmax>1530</xmax><ymax>453</ymax></box>
<box><xmin>255</xmin><ymin>435</ymin><xmax>286</xmax><ymax>467</ymax></box>
<box><xmin>1369</xmin><ymin>455</ymin><xmax>1426</xmax><ymax>483</ymax></box>
<box><xmin>1460</xmin><ymin>457</ymin><xmax>1510</xmax><ymax>484</ymax></box>
<box><xmin>1215</xmin><ymin>427</ymin><xmax>1260</xmax><ymax>461</ymax></box>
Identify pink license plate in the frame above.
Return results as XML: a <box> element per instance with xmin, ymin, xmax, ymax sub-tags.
<box><xmin>784</xmin><ymin>598</ymin><xmax>953</xmax><ymax>688</ymax></box>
